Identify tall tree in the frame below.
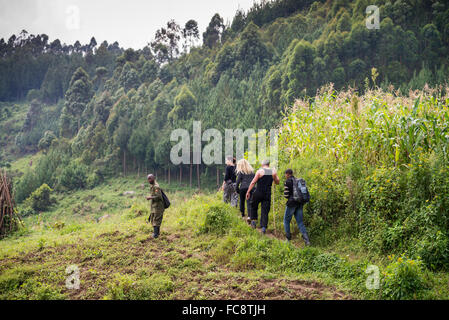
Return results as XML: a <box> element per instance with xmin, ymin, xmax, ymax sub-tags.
<box><xmin>151</xmin><ymin>20</ymin><xmax>182</xmax><ymax>63</ymax></box>
<box><xmin>203</xmin><ymin>14</ymin><xmax>224</xmax><ymax>48</ymax></box>
<box><xmin>59</xmin><ymin>67</ymin><xmax>93</xmax><ymax>138</ymax></box>
<box><xmin>182</xmin><ymin>19</ymin><xmax>200</xmax><ymax>52</ymax></box>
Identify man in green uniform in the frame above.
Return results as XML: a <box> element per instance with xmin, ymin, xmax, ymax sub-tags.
<box><xmin>146</xmin><ymin>174</ymin><xmax>165</xmax><ymax>238</ymax></box>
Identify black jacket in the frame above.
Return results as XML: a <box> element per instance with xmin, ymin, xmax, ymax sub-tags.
<box><xmin>284</xmin><ymin>176</ymin><xmax>301</xmax><ymax>207</ymax></box>
<box><xmin>236</xmin><ymin>172</ymin><xmax>255</xmax><ymax>193</ymax></box>
<box><xmin>224</xmin><ymin>165</ymin><xmax>236</xmax><ymax>183</ymax></box>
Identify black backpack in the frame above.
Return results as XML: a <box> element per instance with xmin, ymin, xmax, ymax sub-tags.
<box><xmin>292</xmin><ymin>178</ymin><xmax>310</xmax><ymax>204</ymax></box>
<box><xmin>161</xmin><ymin>189</ymin><xmax>170</xmax><ymax>209</ymax></box>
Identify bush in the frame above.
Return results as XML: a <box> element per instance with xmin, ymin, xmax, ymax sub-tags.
<box><xmin>86</xmin><ymin>170</ymin><xmax>103</xmax><ymax>188</ymax></box>
<box><xmin>57</xmin><ymin>161</ymin><xmax>88</xmax><ymax>190</ymax></box>
<box><xmin>14</xmin><ymin>169</ymin><xmax>40</xmax><ymax>204</ymax></box>
<box><xmin>381</xmin><ymin>255</ymin><xmax>429</xmax><ymax>300</ymax></box>
<box><xmin>23</xmin><ymin>183</ymin><xmax>53</xmax><ymax>213</ymax></box>
<box><xmin>412</xmin><ymin>229</ymin><xmax>449</xmax><ymax>271</ymax></box>
<box><xmin>19</xmin><ymin>206</ymin><xmax>36</xmax><ymax>217</ymax></box>
<box><xmin>198</xmin><ymin>203</ymin><xmax>233</xmax><ymax>235</ymax></box>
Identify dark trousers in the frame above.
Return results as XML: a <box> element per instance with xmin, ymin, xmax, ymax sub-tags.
<box><xmin>250</xmin><ymin>191</ymin><xmax>271</xmax><ymax>228</ymax></box>
<box><xmin>238</xmin><ymin>188</ymin><xmax>252</xmax><ymax>217</ymax></box>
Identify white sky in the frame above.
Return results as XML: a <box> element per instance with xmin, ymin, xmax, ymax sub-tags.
<box><xmin>0</xmin><ymin>0</ymin><xmax>257</xmax><ymax>49</ymax></box>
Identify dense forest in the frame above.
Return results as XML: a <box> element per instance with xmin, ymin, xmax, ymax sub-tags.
<box><xmin>1</xmin><ymin>0</ymin><xmax>449</xmax><ymax>205</ymax></box>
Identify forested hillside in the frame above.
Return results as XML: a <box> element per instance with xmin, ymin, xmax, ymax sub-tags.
<box><xmin>2</xmin><ymin>0</ymin><xmax>449</xmax><ymax>205</ymax></box>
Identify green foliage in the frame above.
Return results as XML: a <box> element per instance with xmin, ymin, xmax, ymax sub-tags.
<box><xmin>38</xmin><ymin>130</ymin><xmax>56</xmax><ymax>151</ymax></box>
<box><xmin>0</xmin><ymin>266</ymin><xmax>65</xmax><ymax>300</ymax></box>
<box><xmin>124</xmin><ymin>202</ymin><xmax>150</xmax><ymax>220</ymax></box>
<box><xmin>381</xmin><ymin>255</ymin><xmax>429</xmax><ymax>300</ymax></box>
<box><xmin>168</xmin><ymin>85</ymin><xmax>196</xmax><ymax>123</ymax></box>
<box><xmin>24</xmin><ymin>183</ymin><xmax>53</xmax><ymax>213</ymax></box>
<box><xmin>59</xmin><ymin>67</ymin><xmax>93</xmax><ymax>138</ymax></box>
<box><xmin>277</xmin><ymin>88</ymin><xmax>449</xmax><ymax>270</ymax></box>
<box><xmin>198</xmin><ymin>203</ymin><xmax>233</xmax><ymax>235</ymax></box>
<box><xmin>104</xmin><ymin>273</ymin><xmax>173</xmax><ymax>300</ymax></box>
<box><xmin>14</xmin><ymin>169</ymin><xmax>40</xmax><ymax>204</ymax></box>
<box><xmin>57</xmin><ymin>161</ymin><xmax>88</xmax><ymax>190</ymax></box>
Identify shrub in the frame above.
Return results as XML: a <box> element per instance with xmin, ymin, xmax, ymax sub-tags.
<box><xmin>19</xmin><ymin>206</ymin><xmax>36</xmax><ymax>217</ymax></box>
<box><xmin>411</xmin><ymin>229</ymin><xmax>449</xmax><ymax>271</ymax></box>
<box><xmin>381</xmin><ymin>255</ymin><xmax>429</xmax><ymax>300</ymax></box>
<box><xmin>24</xmin><ymin>183</ymin><xmax>53</xmax><ymax>212</ymax></box>
<box><xmin>57</xmin><ymin>161</ymin><xmax>88</xmax><ymax>190</ymax></box>
<box><xmin>14</xmin><ymin>169</ymin><xmax>40</xmax><ymax>204</ymax></box>
<box><xmin>198</xmin><ymin>203</ymin><xmax>233</xmax><ymax>235</ymax></box>
<box><xmin>86</xmin><ymin>170</ymin><xmax>103</xmax><ymax>188</ymax></box>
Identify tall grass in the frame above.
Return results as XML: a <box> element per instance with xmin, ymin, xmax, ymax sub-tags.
<box><xmin>274</xmin><ymin>85</ymin><xmax>449</xmax><ymax>271</ymax></box>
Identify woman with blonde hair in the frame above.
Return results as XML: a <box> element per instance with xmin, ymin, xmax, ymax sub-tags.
<box><xmin>235</xmin><ymin>158</ymin><xmax>255</xmax><ymax>221</ymax></box>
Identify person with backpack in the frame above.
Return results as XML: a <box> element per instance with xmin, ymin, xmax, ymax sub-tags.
<box><xmin>283</xmin><ymin>169</ymin><xmax>310</xmax><ymax>245</ymax></box>
<box><xmin>235</xmin><ymin>159</ymin><xmax>255</xmax><ymax>222</ymax></box>
<box><xmin>222</xmin><ymin>156</ymin><xmax>238</xmax><ymax>207</ymax></box>
<box><xmin>246</xmin><ymin>159</ymin><xmax>280</xmax><ymax>234</ymax></box>
<box><xmin>146</xmin><ymin>174</ymin><xmax>167</xmax><ymax>239</ymax></box>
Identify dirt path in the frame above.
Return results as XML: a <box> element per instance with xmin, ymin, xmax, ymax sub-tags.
<box><xmin>0</xmin><ymin>218</ymin><xmax>351</xmax><ymax>300</ymax></box>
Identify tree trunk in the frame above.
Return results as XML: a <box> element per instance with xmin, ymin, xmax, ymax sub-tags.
<box><xmin>179</xmin><ymin>165</ymin><xmax>182</xmax><ymax>185</ymax></box>
<box><xmin>197</xmin><ymin>164</ymin><xmax>200</xmax><ymax>190</ymax></box>
<box><xmin>216</xmin><ymin>166</ymin><xmax>219</xmax><ymax>187</ymax></box>
<box><xmin>123</xmin><ymin>150</ymin><xmax>126</xmax><ymax>176</ymax></box>
<box><xmin>190</xmin><ymin>163</ymin><xmax>192</xmax><ymax>188</ymax></box>
<box><xmin>168</xmin><ymin>168</ymin><xmax>171</xmax><ymax>185</ymax></box>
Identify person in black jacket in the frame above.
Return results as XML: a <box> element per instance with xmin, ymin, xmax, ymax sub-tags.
<box><xmin>246</xmin><ymin>159</ymin><xmax>280</xmax><ymax>234</ymax></box>
<box><xmin>283</xmin><ymin>169</ymin><xmax>310</xmax><ymax>245</ymax></box>
<box><xmin>222</xmin><ymin>156</ymin><xmax>238</xmax><ymax>207</ymax></box>
<box><xmin>235</xmin><ymin>159</ymin><xmax>255</xmax><ymax>221</ymax></box>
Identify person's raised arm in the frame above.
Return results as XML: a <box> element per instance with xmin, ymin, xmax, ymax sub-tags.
<box><xmin>246</xmin><ymin>169</ymin><xmax>261</xmax><ymax>199</ymax></box>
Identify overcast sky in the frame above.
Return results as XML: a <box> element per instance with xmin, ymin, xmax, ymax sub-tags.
<box><xmin>0</xmin><ymin>0</ymin><xmax>256</xmax><ymax>49</ymax></box>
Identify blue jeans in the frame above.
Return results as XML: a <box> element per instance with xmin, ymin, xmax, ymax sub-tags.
<box><xmin>283</xmin><ymin>204</ymin><xmax>308</xmax><ymax>238</ymax></box>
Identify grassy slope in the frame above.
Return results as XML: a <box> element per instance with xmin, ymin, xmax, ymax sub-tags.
<box><xmin>0</xmin><ymin>169</ymin><xmax>448</xmax><ymax>299</ymax></box>
<box><xmin>0</xmin><ymin>175</ymin><xmax>356</xmax><ymax>300</ymax></box>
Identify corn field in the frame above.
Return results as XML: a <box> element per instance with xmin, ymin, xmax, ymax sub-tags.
<box><xmin>278</xmin><ymin>85</ymin><xmax>449</xmax><ymax>168</ymax></box>
<box><xmin>274</xmin><ymin>85</ymin><xmax>449</xmax><ymax>270</ymax></box>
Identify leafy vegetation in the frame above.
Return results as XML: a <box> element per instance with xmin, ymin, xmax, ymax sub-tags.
<box><xmin>274</xmin><ymin>86</ymin><xmax>449</xmax><ymax>272</ymax></box>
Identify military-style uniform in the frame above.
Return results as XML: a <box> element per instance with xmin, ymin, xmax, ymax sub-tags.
<box><xmin>148</xmin><ymin>182</ymin><xmax>165</xmax><ymax>227</ymax></box>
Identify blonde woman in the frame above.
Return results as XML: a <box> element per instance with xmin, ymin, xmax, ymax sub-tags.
<box><xmin>235</xmin><ymin>159</ymin><xmax>255</xmax><ymax>221</ymax></box>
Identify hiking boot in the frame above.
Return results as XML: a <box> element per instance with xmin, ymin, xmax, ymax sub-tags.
<box><xmin>153</xmin><ymin>226</ymin><xmax>160</xmax><ymax>239</ymax></box>
<box><xmin>286</xmin><ymin>233</ymin><xmax>292</xmax><ymax>242</ymax></box>
<box><xmin>302</xmin><ymin>233</ymin><xmax>310</xmax><ymax>246</ymax></box>
<box><xmin>250</xmin><ymin>221</ymin><xmax>256</xmax><ymax>229</ymax></box>
<box><xmin>261</xmin><ymin>227</ymin><xmax>266</xmax><ymax>234</ymax></box>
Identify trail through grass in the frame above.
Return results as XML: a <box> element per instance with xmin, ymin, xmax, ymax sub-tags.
<box><xmin>0</xmin><ymin>177</ymin><xmax>354</xmax><ymax>300</ymax></box>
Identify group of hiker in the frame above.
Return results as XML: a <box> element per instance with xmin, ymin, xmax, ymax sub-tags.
<box><xmin>222</xmin><ymin>156</ymin><xmax>310</xmax><ymax>245</ymax></box>
<box><xmin>145</xmin><ymin>157</ymin><xmax>310</xmax><ymax>245</ymax></box>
